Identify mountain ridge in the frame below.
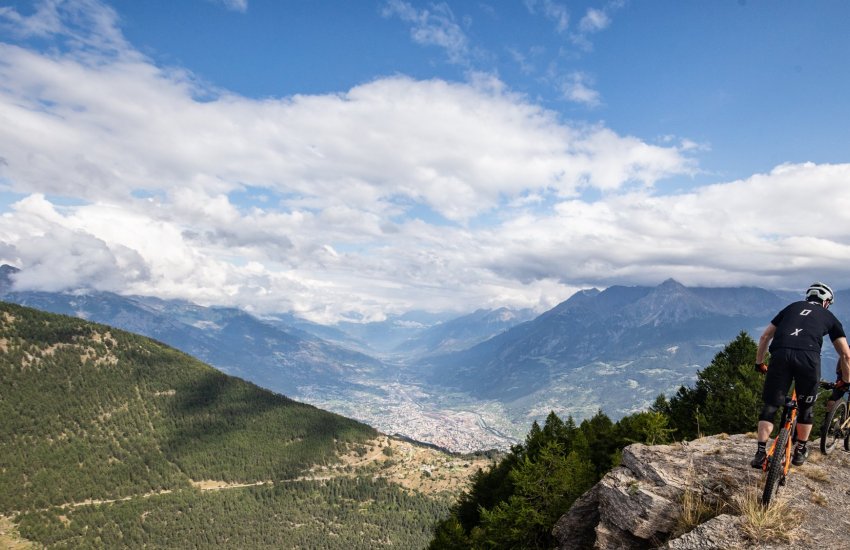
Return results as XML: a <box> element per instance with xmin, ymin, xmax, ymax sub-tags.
<box><xmin>392</xmin><ymin>306</ymin><xmax>537</xmax><ymax>360</ymax></box>
<box><xmin>5</xmin><ymin>263</ymin><xmax>850</xmax><ymax>451</ymax></box>
<box><xmin>0</xmin><ymin>271</ymin><xmax>388</xmax><ymax>399</ymax></box>
<box><xmin>418</xmin><ymin>280</ymin><xmax>795</xmax><ymax>416</ymax></box>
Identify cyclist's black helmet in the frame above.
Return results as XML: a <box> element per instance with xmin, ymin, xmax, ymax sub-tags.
<box><xmin>806</xmin><ymin>282</ymin><xmax>834</xmax><ymax>304</ymax></box>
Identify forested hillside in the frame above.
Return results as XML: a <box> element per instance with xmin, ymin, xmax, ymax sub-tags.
<box><xmin>0</xmin><ymin>301</ymin><xmax>474</xmax><ymax>548</ymax></box>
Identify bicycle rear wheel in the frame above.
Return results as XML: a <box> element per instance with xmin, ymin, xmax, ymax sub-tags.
<box><xmin>820</xmin><ymin>401</ymin><xmax>848</xmax><ymax>455</ymax></box>
<box><xmin>762</xmin><ymin>426</ymin><xmax>790</xmax><ymax>506</ymax></box>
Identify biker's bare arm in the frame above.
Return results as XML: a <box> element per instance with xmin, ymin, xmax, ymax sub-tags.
<box><xmin>832</xmin><ymin>336</ymin><xmax>850</xmax><ymax>382</ymax></box>
<box><xmin>756</xmin><ymin>323</ymin><xmax>777</xmax><ymax>364</ymax></box>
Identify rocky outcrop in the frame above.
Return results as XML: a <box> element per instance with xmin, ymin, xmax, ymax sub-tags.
<box><xmin>553</xmin><ymin>433</ymin><xmax>850</xmax><ymax>549</ymax></box>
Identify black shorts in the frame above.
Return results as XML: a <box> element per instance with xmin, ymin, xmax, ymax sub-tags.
<box><xmin>763</xmin><ymin>348</ymin><xmax>821</xmax><ymax>407</ymax></box>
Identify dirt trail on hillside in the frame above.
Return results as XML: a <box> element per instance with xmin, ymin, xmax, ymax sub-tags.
<box><xmin>3</xmin><ymin>434</ymin><xmax>495</xmax><ymax>548</ymax></box>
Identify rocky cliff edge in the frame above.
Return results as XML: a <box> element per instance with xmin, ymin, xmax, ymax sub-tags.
<box><xmin>553</xmin><ymin>433</ymin><xmax>850</xmax><ymax>549</ymax></box>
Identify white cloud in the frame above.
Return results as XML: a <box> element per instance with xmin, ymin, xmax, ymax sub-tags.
<box><xmin>0</xmin><ymin>40</ymin><xmax>691</xmax><ymax>221</ymax></box>
<box><xmin>524</xmin><ymin>0</ymin><xmax>570</xmax><ymax>33</ymax></box>
<box><xmin>382</xmin><ymin>0</ymin><xmax>470</xmax><ymax>65</ymax></box>
<box><xmin>0</xmin><ymin>195</ymin><xmax>149</xmax><ymax>292</ymax></box>
<box><xmin>4</xmin><ymin>162</ymin><xmax>850</xmax><ymax>322</ymax></box>
<box><xmin>569</xmin><ymin>1</ymin><xmax>624</xmax><ymax>52</ymax></box>
<box><xmin>579</xmin><ymin>8</ymin><xmax>610</xmax><ymax>33</ymax></box>
<box><xmin>559</xmin><ymin>71</ymin><xmax>601</xmax><ymax>107</ymax></box>
<box><xmin>0</xmin><ymin>0</ymin><xmax>130</xmax><ymax>55</ymax></box>
<box><xmin>2</xmin><ymin>1</ymin><xmax>849</xmax><ymax>322</ymax></box>
<box><xmin>482</xmin><ymin>162</ymin><xmax>850</xmax><ymax>292</ymax></box>
<box><xmin>213</xmin><ymin>0</ymin><xmax>248</xmax><ymax>13</ymax></box>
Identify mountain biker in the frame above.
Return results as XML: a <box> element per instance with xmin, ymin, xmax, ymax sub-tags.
<box><xmin>823</xmin><ymin>358</ymin><xmax>850</xmax><ymax>416</ymax></box>
<box><xmin>751</xmin><ymin>282</ymin><xmax>850</xmax><ymax>468</ymax></box>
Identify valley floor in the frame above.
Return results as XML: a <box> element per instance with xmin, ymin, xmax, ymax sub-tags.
<box><xmin>296</xmin><ymin>381</ymin><xmax>523</xmax><ymax>452</ymax></box>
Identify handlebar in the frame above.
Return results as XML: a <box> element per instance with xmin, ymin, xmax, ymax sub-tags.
<box><xmin>820</xmin><ymin>380</ymin><xmax>850</xmax><ymax>392</ymax></box>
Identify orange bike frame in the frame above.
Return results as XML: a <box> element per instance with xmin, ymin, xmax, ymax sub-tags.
<box><xmin>763</xmin><ymin>389</ymin><xmax>798</xmax><ymax>476</ymax></box>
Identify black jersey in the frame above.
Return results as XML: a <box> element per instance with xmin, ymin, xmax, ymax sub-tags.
<box><xmin>769</xmin><ymin>300</ymin><xmax>846</xmax><ymax>353</ymax></box>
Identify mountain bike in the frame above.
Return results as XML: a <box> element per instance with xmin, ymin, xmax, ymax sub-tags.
<box><xmin>761</xmin><ymin>389</ymin><xmax>798</xmax><ymax>506</ymax></box>
<box><xmin>819</xmin><ymin>381</ymin><xmax>850</xmax><ymax>455</ymax></box>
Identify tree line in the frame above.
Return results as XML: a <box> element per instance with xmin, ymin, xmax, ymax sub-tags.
<box><xmin>16</xmin><ymin>477</ymin><xmax>449</xmax><ymax>549</ymax></box>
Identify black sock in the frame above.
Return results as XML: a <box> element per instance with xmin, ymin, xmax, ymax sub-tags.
<box><xmin>797</xmin><ymin>440</ymin><xmax>807</xmax><ymax>450</ymax></box>
<box><xmin>757</xmin><ymin>441</ymin><xmax>766</xmax><ymax>452</ymax></box>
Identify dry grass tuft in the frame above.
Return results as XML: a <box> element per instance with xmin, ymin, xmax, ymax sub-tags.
<box><xmin>673</xmin><ymin>487</ymin><xmax>724</xmax><ymax>538</ymax></box>
<box><xmin>671</xmin><ymin>459</ymin><xmax>727</xmax><ymax>538</ymax></box>
<box><xmin>735</xmin><ymin>485</ymin><xmax>801</xmax><ymax>544</ymax></box>
<box><xmin>809</xmin><ymin>492</ymin><xmax>828</xmax><ymax>507</ymax></box>
<box><xmin>802</xmin><ymin>466</ymin><xmax>828</xmax><ymax>482</ymax></box>
<box><xmin>807</xmin><ymin>451</ymin><xmax>826</xmax><ymax>464</ymax></box>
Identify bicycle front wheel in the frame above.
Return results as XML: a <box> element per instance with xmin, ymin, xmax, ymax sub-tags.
<box><xmin>820</xmin><ymin>401</ymin><xmax>848</xmax><ymax>455</ymax></box>
<box><xmin>762</xmin><ymin>426</ymin><xmax>790</xmax><ymax>506</ymax></box>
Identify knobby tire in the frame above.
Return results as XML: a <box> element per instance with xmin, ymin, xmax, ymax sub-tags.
<box><xmin>762</xmin><ymin>426</ymin><xmax>790</xmax><ymax>506</ymax></box>
<box><xmin>842</xmin><ymin>402</ymin><xmax>850</xmax><ymax>452</ymax></box>
<box><xmin>821</xmin><ymin>401</ymin><xmax>848</xmax><ymax>455</ymax></box>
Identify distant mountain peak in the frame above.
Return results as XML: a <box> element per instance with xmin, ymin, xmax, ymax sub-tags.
<box><xmin>658</xmin><ymin>278</ymin><xmax>685</xmax><ymax>288</ymax></box>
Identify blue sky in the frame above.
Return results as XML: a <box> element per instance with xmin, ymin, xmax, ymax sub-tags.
<box><xmin>1</xmin><ymin>0</ymin><xmax>850</xmax><ymax>322</ymax></box>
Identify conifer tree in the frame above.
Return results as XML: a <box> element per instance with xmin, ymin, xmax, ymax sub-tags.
<box><xmin>664</xmin><ymin>331</ymin><xmax>761</xmax><ymax>438</ymax></box>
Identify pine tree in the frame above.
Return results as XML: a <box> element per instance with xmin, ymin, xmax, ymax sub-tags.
<box><xmin>695</xmin><ymin>331</ymin><xmax>762</xmax><ymax>435</ymax></box>
<box><xmin>475</xmin><ymin>440</ymin><xmax>595</xmax><ymax>549</ymax></box>
<box><xmin>665</xmin><ymin>331</ymin><xmax>761</xmax><ymax>439</ymax></box>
